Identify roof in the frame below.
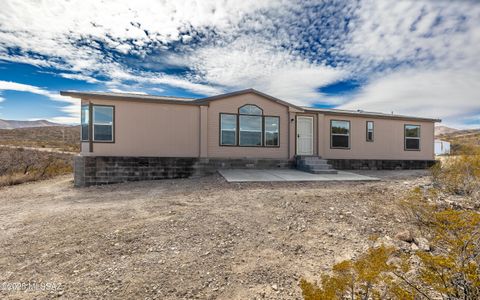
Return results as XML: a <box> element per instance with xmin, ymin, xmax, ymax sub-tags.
<box><xmin>303</xmin><ymin>107</ymin><xmax>441</xmax><ymax>122</ymax></box>
<box><xmin>60</xmin><ymin>89</ymin><xmax>441</xmax><ymax>122</ymax></box>
<box><xmin>195</xmin><ymin>88</ymin><xmax>304</xmax><ymax>111</ymax></box>
<box><xmin>60</xmin><ymin>91</ymin><xmax>197</xmax><ymax>105</ymax></box>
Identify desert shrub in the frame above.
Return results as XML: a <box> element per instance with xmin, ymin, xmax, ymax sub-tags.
<box><xmin>431</xmin><ymin>146</ymin><xmax>480</xmax><ymax>200</ymax></box>
<box><xmin>301</xmin><ymin>208</ymin><xmax>480</xmax><ymax>299</ymax></box>
<box><xmin>0</xmin><ymin>147</ymin><xmax>73</xmax><ymax>186</ymax></box>
<box><xmin>301</xmin><ymin>185</ymin><xmax>480</xmax><ymax>300</ymax></box>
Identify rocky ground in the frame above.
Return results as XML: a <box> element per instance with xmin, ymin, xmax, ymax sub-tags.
<box><xmin>0</xmin><ymin>170</ymin><xmax>430</xmax><ymax>299</ymax></box>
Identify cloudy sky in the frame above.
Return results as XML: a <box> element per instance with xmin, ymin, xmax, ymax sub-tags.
<box><xmin>0</xmin><ymin>0</ymin><xmax>479</xmax><ymax>128</ymax></box>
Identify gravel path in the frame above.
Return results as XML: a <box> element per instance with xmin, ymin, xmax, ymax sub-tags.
<box><xmin>0</xmin><ymin>170</ymin><xmax>429</xmax><ymax>299</ymax></box>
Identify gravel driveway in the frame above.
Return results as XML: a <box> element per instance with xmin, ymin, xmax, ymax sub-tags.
<box><xmin>0</xmin><ymin>170</ymin><xmax>429</xmax><ymax>299</ymax></box>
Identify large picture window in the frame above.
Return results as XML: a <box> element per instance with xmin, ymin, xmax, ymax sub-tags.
<box><xmin>220</xmin><ymin>114</ymin><xmax>237</xmax><ymax>145</ymax></box>
<box><xmin>264</xmin><ymin>117</ymin><xmax>279</xmax><ymax>146</ymax></box>
<box><xmin>405</xmin><ymin>124</ymin><xmax>420</xmax><ymax>150</ymax></box>
<box><xmin>219</xmin><ymin>104</ymin><xmax>279</xmax><ymax>147</ymax></box>
<box><xmin>93</xmin><ymin>105</ymin><xmax>114</xmax><ymax>141</ymax></box>
<box><xmin>331</xmin><ymin>120</ymin><xmax>350</xmax><ymax>149</ymax></box>
<box><xmin>239</xmin><ymin>115</ymin><xmax>262</xmax><ymax>146</ymax></box>
<box><xmin>81</xmin><ymin>104</ymin><xmax>89</xmax><ymax>141</ymax></box>
<box><xmin>366</xmin><ymin>121</ymin><xmax>374</xmax><ymax>142</ymax></box>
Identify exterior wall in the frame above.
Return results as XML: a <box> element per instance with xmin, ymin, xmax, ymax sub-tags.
<box><xmin>206</xmin><ymin>93</ymin><xmax>290</xmax><ymax>159</ymax></box>
<box><xmin>318</xmin><ymin>114</ymin><xmax>435</xmax><ymax>160</ymax></box>
<box><xmin>81</xmin><ymin>99</ymin><xmax>200</xmax><ymax>157</ymax></box>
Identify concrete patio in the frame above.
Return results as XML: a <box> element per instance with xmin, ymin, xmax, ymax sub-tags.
<box><xmin>218</xmin><ymin>169</ymin><xmax>379</xmax><ymax>182</ymax></box>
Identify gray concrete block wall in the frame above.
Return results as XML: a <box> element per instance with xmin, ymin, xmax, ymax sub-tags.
<box><xmin>74</xmin><ymin>156</ymin><xmax>294</xmax><ymax>187</ymax></box>
<box><xmin>327</xmin><ymin>159</ymin><xmax>436</xmax><ymax>170</ymax></box>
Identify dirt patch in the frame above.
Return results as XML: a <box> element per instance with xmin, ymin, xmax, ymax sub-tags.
<box><xmin>0</xmin><ymin>170</ymin><xmax>429</xmax><ymax>299</ymax></box>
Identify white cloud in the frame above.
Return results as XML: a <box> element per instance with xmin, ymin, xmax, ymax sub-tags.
<box><xmin>0</xmin><ymin>96</ymin><xmax>4</xmax><ymax>103</ymax></box>
<box><xmin>0</xmin><ymin>0</ymin><xmax>479</xmax><ymax>126</ymax></box>
<box><xmin>58</xmin><ymin>73</ymin><xmax>99</xmax><ymax>83</ymax></box>
<box><xmin>0</xmin><ymin>0</ymin><xmax>280</xmax><ymax>95</ymax></box>
<box><xmin>339</xmin><ymin>68</ymin><xmax>480</xmax><ymax>128</ymax></box>
<box><xmin>189</xmin><ymin>37</ymin><xmax>346</xmax><ymax>105</ymax></box>
<box><xmin>335</xmin><ymin>0</ymin><xmax>480</xmax><ymax>128</ymax></box>
<box><xmin>108</xmin><ymin>88</ymin><xmax>147</xmax><ymax>95</ymax></box>
<box><xmin>0</xmin><ymin>80</ymin><xmax>79</xmax><ymax>123</ymax></box>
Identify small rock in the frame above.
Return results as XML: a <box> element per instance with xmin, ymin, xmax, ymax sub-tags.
<box><xmin>414</xmin><ymin>237</ymin><xmax>430</xmax><ymax>251</ymax></box>
<box><xmin>411</xmin><ymin>243</ymin><xmax>419</xmax><ymax>251</ymax></box>
<box><xmin>271</xmin><ymin>284</ymin><xmax>278</xmax><ymax>291</ymax></box>
<box><xmin>395</xmin><ymin>230</ymin><xmax>414</xmax><ymax>243</ymax></box>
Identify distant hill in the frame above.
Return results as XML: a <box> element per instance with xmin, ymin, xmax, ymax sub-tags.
<box><xmin>435</xmin><ymin>125</ymin><xmax>459</xmax><ymax>136</ymax></box>
<box><xmin>0</xmin><ymin>125</ymin><xmax>80</xmax><ymax>152</ymax></box>
<box><xmin>0</xmin><ymin>119</ymin><xmax>63</xmax><ymax>129</ymax></box>
<box><xmin>437</xmin><ymin>128</ymin><xmax>480</xmax><ymax>153</ymax></box>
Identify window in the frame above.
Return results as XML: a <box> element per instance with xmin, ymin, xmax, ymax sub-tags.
<box><xmin>93</xmin><ymin>106</ymin><xmax>114</xmax><ymax>141</ymax></box>
<box><xmin>405</xmin><ymin>125</ymin><xmax>420</xmax><ymax>150</ymax></box>
<box><xmin>219</xmin><ymin>104</ymin><xmax>280</xmax><ymax>147</ymax></box>
<box><xmin>220</xmin><ymin>114</ymin><xmax>237</xmax><ymax>145</ymax></box>
<box><xmin>239</xmin><ymin>115</ymin><xmax>262</xmax><ymax>146</ymax></box>
<box><xmin>81</xmin><ymin>104</ymin><xmax>89</xmax><ymax>141</ymax></box>
<box><xmin>239</xmin><ymin>104</ymin><xmax>262</xmax><ymax>115</ymax></box>
<box><xmin>366</xmin><ymin>121</ymin><xmax>374</xmax><ymax>142</ymax></box>
<box><xmin>331</xmin><ymin>120</ymin><xmax>350</xmax><ymax>149</ymax></box>
<box><xmin>264</xmin><ymin>116</ymin><xmax>279</xmax><ymax>146</ymax></box>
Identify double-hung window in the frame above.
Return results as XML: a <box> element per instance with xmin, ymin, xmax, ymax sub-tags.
<box><xmin>219</xmin><ymin>104</ymin><xmax>279</xmax><ymax>147</ymax></box>
<box><xmin>264</xmin><ymin>116</ymin><xmax>279</xmax><ymax>146</ymax></box>
<box><xmin>81</xmin><ymin>104</ymin><xmax>114</xmax><ymax>142</ymax></box>
<box><xmin>366</xmin><ymin>121</ymin><xmax>374</xmax><ymax>142</ymax></box>
<box><xmin>331</xmin><ymin>120</ymin><xmax>350</xmax><ymax>149</ymax></box>
<box><xmin>405</xmin><ymin>125</ymin><xmax>420</xmax><ymax>150</ymax></box>
<box><xmin>220</xmin><ymin>114</ymin><xmax>237</xmax><ymax>145</ymax></box>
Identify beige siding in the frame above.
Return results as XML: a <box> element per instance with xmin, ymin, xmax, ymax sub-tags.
<box><xmin>81</xmin><ymin>99</ymin><xmax>200</xmax><ymax>157</ymax></box>
<box><xmin>319</xmin><ymin>114</ymin><xmax>435</xmax><ymax>160</ymax></box>
<box><xmin>207</xmin><ymin>93</ymin><xmax>290</xmax><ymax>159</ymax></box>
<box><xmin>77</xmin><ymin>92</ymin><xmax>436</xmax><ymax>161</ymax></box>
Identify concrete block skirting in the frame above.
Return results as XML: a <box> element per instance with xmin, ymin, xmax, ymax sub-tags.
<box><xmin>327</xmin><ymin>159</ymin><xmax>437</xmax><ymax>170</ymax></box>
<box><xmin>74</xmin><ymin>156</ymin><xmax>294</xmax><ymax>187</ymax></box>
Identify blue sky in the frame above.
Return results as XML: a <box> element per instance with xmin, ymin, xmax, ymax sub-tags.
<box><xmin>0</xmin><ymin>0</ymin><xmax>479</xmax><ymax>128</ymax></box>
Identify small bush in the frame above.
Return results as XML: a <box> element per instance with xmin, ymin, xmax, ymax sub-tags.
<box><xmin>0</xmin><ymin>147</ymin><xmax>73</xmax><ymax>187</ymax></box>
<box><xmin>431</xmin><ymin>146</ymin><xmax>480</xmax><ymax>200</ymax></box>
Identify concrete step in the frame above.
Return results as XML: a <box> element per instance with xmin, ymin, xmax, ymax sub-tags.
<box><xmin>306</xmin><ymin>164</ymin><xmax>333</xmax><ymax>170</ymax></box>
<box><xmin>296</xmin><ymin>156</ymin><xmax>324</xmax><ymax>162</ymax></box>
<box><xmin>296</xmin><ymin>155</ymin><xmax>337</xmax><ymax>174</ymax></box>
<box><xmin>309</xmin><ymin>169</ymin><xmax>338</xmax><ymax>174</ymax></box>
<box><xmin>296</xmin><ymin>160</ymin><xmax>329</xmax><ymax>166</ymax></box>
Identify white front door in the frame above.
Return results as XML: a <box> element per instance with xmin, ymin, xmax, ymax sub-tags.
<box><xmin>296</xmin><ymin>116</ymin><xmax>314</xmax><ymax>155</ymax></box>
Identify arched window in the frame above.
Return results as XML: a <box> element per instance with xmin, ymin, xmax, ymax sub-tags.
<box><xmin>239</xmin><ymin>104</ymin><xmax>263</xmax><ymax>115</ymax></box>
<box><xmin>219</xmin><ymin>104</ymin><xmax>279</xmax><ymax>147</ymax></box>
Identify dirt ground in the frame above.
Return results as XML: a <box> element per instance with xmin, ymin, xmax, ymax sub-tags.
<box><xmin>0</xmin><ymin>170</ymin><xmax>430</xmax><ymax>299</ymax></box>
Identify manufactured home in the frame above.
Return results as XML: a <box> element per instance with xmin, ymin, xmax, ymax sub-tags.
<box><xmin>61</xmin><ymin>89</ymin><xmax>440</xmax><ymax>186</ymax></box>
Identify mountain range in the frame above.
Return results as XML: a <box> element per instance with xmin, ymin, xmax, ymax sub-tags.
<box><xmin>0</xmin><ymin>119</ymin><xmax>62</xmax><ymax>129</ymax></box>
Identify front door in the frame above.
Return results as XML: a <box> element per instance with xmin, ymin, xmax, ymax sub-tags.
<box><xmin>296</xmin><ymin>116</ymin><xmax>314</xmax><ymax>155</ymax></box>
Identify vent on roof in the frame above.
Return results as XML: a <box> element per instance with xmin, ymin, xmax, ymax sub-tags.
<box><xmin>357</xmin><ymin>109</ymin><xmax>363</xmax><ymax>112</ymax></box>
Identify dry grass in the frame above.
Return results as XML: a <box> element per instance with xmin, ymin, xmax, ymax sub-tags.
<box><xmin>0</xmin><ymin>126</ymin><xmax>80</xmax><ymax>152</ymax></box>
<box><xmin>0</xmin><ymin>147</ymin><xmax>73</xmax><ymax>186</ymax></box>
<box><xmin>431</xmin><ymin>146</ymin><xmax>480</xmax><ymax>201</ymax></box>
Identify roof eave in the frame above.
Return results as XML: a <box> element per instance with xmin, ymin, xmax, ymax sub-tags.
<box><xmin>302</xmin><ymin>108</ymin><xmax>441</xmax><ymax>122</ymax></box>
<box><xmin>60</xmin><ymin>91</ymin><xmax>203</xmax><ymax>106</ymax></box>
<box><xmin>195</xmin><ymin>88</ymin><xmax>305</xmax><ymax>111</ymax></box>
